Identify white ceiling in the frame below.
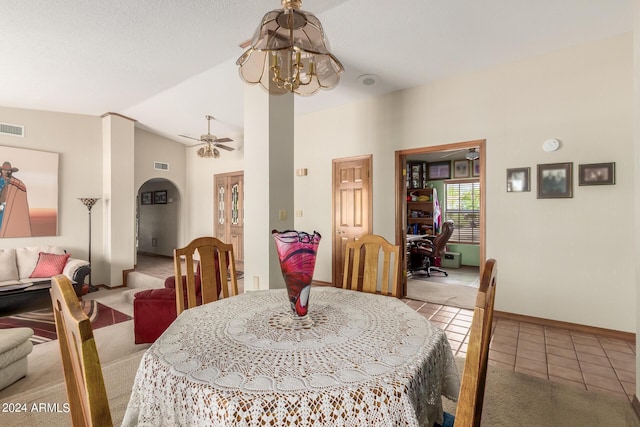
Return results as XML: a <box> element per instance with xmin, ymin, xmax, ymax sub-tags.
<box><xmin>0</xmin><ymin>1</ymin><xmax>633</xmax><ymax>144</ymax></box>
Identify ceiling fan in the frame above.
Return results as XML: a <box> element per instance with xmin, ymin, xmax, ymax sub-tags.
<box><xmin>179</xmin><ymin>115</ymin><xmax>234</xmax><ymax>158</ymax></box>
<box><xmin>440</xmin><ymin>148</ymin><xmax>479</xmax><ymax>160</ymax></box>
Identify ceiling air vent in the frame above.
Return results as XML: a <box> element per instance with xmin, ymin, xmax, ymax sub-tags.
<box><xmin>0</xmin><ymin>122</ymin><xmax>24</xmax><ymax>137</ymax></box>
<box><xmin>154</xmin><ymin>161</ymin><xmax>169</xmax><ymax>171</ymax></box>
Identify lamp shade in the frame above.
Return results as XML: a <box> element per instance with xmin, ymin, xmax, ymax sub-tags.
<box><xmin>78</xmin><ymin>198</ymin><xmax>100</xmax><ymax>211</ymax></box>
<box><xmin>237</xmin><ymin>0</ymin><xmax>343</xmax><ymax>96</ymax></box>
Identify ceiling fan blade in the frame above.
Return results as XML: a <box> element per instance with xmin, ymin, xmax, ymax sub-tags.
<box><xmin>216</xmin><ymin>144</ymin><xmax>235</xmax><ymax>151</ymax></box>
<box><xmin>440</xmin><ymin>149</ymin><xmax>465</xmax><ymax>159</ymax></box>
<box><xmin>214</xmin><ymin>137</ymin><xmax>233</xmax><ymax>143</ymax></box>
<box><xmin>179</xmin><ymin>134</ymin><xmax>202</xmax><ymax>142</ymax></box>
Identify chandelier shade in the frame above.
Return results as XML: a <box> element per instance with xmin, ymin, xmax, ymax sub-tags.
<box><xmin>237</xmin><ymin>0</ymin><xmax>344</xmax><ymax>96</ymax></box>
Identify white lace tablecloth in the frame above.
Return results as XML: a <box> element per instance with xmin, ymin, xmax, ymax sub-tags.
<box><xmin>122</xmin><ymin>287</ymin><xmax>459</xmax><ymax>427</ymax></box>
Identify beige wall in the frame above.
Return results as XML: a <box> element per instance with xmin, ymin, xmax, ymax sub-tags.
<box><xmin>0</xmin><ymin>107</ymin><xmax>105</xmax><ymax>278</ymax></box>
<box><xmin>295</xmin><ymin>33</ymin><xmax>635</xmax><ymax>332</ymax></box>
<box><xmin>0</xmin><ymin>108</ymin><xmax>194</xmax><ymax>286</ymax></box>
<box><xmin>184</xmin><ymin>135</ymin><xmax>243</xmax><ymax>243</ymax></box>
<box><xmin>134</xmin><ymin>128</ymin><xmax>187</xmax><ymax>254</ymax></box>
<box><xmin>0</xmin><ymin>32</ymin><xmax>634</xmax><ymax>334</ymax></box>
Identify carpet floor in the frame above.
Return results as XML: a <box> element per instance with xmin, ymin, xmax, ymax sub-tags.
<box><xmin>0</xmin><ymin>300</ymin><xmax>131</xmax><ymax>345</ymax></box>
<box><xmin>443</xmin><ymin>358</ymin><xmax>640</xmax><ymax>427</ymax></box>
<box><xmin>407</xmin><ymin>279</ymin><xmax>478</xmax><ymax>309</ymax></box>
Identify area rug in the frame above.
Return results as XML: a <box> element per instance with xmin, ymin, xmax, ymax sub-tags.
<box><xmin>0</xmin><ymin>300</ymin><xmax>131</xmax><ymax>345</ymax></box>
<box><xmin>406</xmin><ymin>279</ymin><xmax>478</xmax><ymax>309</ymax></box>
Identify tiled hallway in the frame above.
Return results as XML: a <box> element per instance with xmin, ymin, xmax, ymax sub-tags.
<box><xmin>404</xmin><ymin>299</ymin><xmax>636</xmax><ymax>401</ymax></box>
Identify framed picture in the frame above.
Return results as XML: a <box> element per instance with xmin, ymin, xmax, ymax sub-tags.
<box><xmin>153</xmin><ymin>190</ymin><xmax>167</xmax><ymax>204</ymax></box>
<box><xmin>453</xmin><ymin>160</ymin><xmax>470</xmax><ymax>178</ymax></box>
<box><xmin>427</xmin><ymin>161</ymin><xmax>451</xmax><ymax>180</ymax></box>
<box><xmin>578</xmin><ymin>162</ymin><xmax>615</xmax><ymax>186</ymax></box>
<box><xmin>537</xmin><ymin>162</ymin><xmax>573</xmax><ymax>199</ymax></box>
<box><xmin>0</xmin><ymin>145</ymin><xmax>59</xmax><ymax>237</ymax></box>
<box><xmin>141</xmin><ymin>192</ymin><xmax>153</xmax><ymax>205</ymax></box>
<box><xmin>472</xmin><ymin>159</ymin><xmax>480</xmax><ymax>177</ymax></box>
<box><xmin>506</xmin><ymin>167</ymin><xmax>530</xmax><ymax>192</ymax></box>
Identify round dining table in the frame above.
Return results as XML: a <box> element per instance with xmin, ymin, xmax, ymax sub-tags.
<box><xmin>122</xmin><ymin>287</ymin><xmax>460</xmax><ymax>426</ymax></box>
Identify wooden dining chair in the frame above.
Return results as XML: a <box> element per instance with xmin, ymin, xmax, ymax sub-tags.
<box><xmin>174</xmin><ymin>236</ymin><xmax>239</xmax><ymax>315</ymax></box>
<box><xmin>342</xmin><ymin>234</ymin><xmax>400</xmax><ymax>297</ymax></box>
<box><xmin>50</xmin><ymin>274</ymin><xmax>113</xmax><ymax>427</ymax></box>
<box><xmin>454</xmin><ymin>258</ymin><xmax>497</xmax><ymax>427</ymax></box>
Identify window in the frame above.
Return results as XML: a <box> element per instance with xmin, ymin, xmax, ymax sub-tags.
<box><xmin>445</xmin><ymin>180</ymin><xmax>480</xmax><ymax>244</ymax></box>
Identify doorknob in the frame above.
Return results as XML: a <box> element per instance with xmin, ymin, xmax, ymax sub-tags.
<box><xmin>336</xmin><ymin>230</ymin><xmax>345</xmax><ymax>234</ymax></box>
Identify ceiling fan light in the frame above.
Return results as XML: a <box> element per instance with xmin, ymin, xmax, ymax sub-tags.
<box><xmin>466</xmin><ymin>150</ymin><xmax>480</xmax><ymax>161</ymax></box>
<box><xmin>197</xmin><ymin>144</ymin><xmax>217</xmax><ymax>159</ymax></box>
<box><xmin>237</xmin><ymin>0</ymin><xmax>343</xmax><ymax>96</ymax></box>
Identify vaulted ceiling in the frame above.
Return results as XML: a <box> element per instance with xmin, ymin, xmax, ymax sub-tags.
<box><xmin>0</xmin><ymin>1</ymin><xmax>632</xmax><ymax>144</ymax></box>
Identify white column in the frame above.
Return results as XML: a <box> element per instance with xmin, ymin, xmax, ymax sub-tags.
<box><xmin>243</xmin><ymin>86</ymin><xmax>295</xmax><ymax>290</ymax></box>
<box><xmin>101</xmin><ymin>113</ymin><xmax>136</xmax><ymax>286</ymax></box>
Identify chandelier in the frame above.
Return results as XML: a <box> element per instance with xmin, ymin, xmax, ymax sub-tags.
<box><xmin>236</xmin><ymin>0</ymin><xmax>344</xmax><ymax>96</ymax></box>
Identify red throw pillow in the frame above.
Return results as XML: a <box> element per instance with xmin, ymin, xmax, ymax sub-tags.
<box><xmin>30</xmin><ymin>252</ymin><xmax>71</xmax><ymax>278</ymax></box>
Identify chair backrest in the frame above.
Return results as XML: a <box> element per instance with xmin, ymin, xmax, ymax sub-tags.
<box><xmin>50</xmin><ymin>275</ymin><xmax>113</xmax><ymax>427</ymax></box>
<box><xmin>455</xmin><ymin>258</ymin><xmax>497</xmax><ymax>427</ymax></box>
<box><xmin>432</xmin><ymin>219</ymin><xmax>455</xmax><ymax>258</ymax></box>
<box><xmin>342</xmin><ymin>234</ymin><xmax>400</xmax><ymax>297</ymax></box>
<box><xmin>174</xmin><ymin>236</ymin><xmax>239</xmax><ymax>315</ymax></box>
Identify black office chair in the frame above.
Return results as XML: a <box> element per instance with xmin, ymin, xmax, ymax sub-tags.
<box><xmin>409</xmin><ymin>220</ymin><xmax>454</xmax><ymax>277</ymax></box>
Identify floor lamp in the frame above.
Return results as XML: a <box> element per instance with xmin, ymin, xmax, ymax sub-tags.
<box><xmin>78</xmin><ymin>197</ymin><xmax>100</xmax><ymax>293</ymax></box>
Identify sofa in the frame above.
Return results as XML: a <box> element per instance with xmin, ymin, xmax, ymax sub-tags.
<box><xmin>0</xmin><ymin>327</ymin><xmax>33</xmax><ymax>391</ymax></box>
<box><xmin>0</xmin><ymin>245</ymin><xmax>90</xmax><ymax>311</ymax></box>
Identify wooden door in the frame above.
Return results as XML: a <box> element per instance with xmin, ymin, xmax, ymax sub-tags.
<box><xmin>332</xmin><ymin>156</ymin><xmax>373</xmax><ymax>286</ymax></box>
<box><xmin>214</xmin><ymin>172</ymin><xmax>244</xmax><ymax>271</ymax></box>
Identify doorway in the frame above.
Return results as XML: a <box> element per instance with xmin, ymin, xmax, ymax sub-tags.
<box><xmin>331</xmin><ymin>155</ymin><xmax>373</xmax><ymax>286</ymax></box>
<box><xmin>395</xmin><ymin>139</ymin><xmax>486</xmax><ymax>297</ymax></box>
<box><xmin>136</xmin><ymin>178</ymin><xmax>180</xmax><ymax>258</ymax></box>
<box><xmin>214</xmin><ymin>171</ymin><xmax>244</xmax><ymax>271</ymax></box>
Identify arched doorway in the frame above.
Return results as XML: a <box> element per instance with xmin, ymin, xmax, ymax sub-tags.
<box><xmin>136</xmin><ymin>178</ymin><xmax>180</xmax><ymax>257</ymax></box>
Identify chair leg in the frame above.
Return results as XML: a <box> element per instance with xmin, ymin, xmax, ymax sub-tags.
<box><xmin>428</xmin><ymin>266</ymin><xmax>448</xmax><ymax>277</ymax></box>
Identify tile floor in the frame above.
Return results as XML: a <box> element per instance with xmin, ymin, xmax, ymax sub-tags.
<box><xmin>134</xmin><ymin>254</ymin><xmax>636</xmax><ymax>402</ymax></box>
<box><xmin>403</xmin><ymin>298</ymin><xmax>636</xmax><ymax>402</ymax></box>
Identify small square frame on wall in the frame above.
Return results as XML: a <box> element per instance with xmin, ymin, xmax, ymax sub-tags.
<box><xmin>453</xmin><ymin>160</ymin><xmax>470</xmax><ymax>178</ymax></box>
<box><xmin>141</xmin><ymin>192</ymin><xmax>152</xmax><ymax>205</ymax></box>
<box><xmin>537</xmin><ymin>162</ymin><xmax>573</xmax><ymax>199</ymax></box>
<box><xmin>578</xmin><ymin>162</ymin><xmax>615</xmax><ymax>186</ymax></box>
<box><xmin>153</xmin><ymin>190</ymin><xmax>168</xmax><ymax>204</ymax></box>
<box><xmin>427</xmin><ymin>161</ymin><xmax>451</xmax><ymax>180</ymax></box>
<box><xmin>506</xmin><ymin>167</ymin><xmax>530</xmax><ymax>192</ymax></box>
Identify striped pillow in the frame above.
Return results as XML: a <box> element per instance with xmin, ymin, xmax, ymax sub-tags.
<box><xmin>30</xmin><ymin>252</ymin><xmax>71</xmax><ymax>278</ymax></box>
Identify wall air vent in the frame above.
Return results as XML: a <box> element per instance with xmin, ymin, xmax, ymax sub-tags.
<box><xmin>0</xmin><ymin>122</ymin><xmax>24</xmax><ymax>137</ymax></box>
<box><xmin>154</xmin><ymin>161</ymin><xmax>169</xmax><ymax>171</ymax></box>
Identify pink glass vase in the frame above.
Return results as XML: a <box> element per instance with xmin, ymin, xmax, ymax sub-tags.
<box><xmin>272</xmin><ymin>230</ymin><xmax>321</xmax><ymax>320</ymax></box>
